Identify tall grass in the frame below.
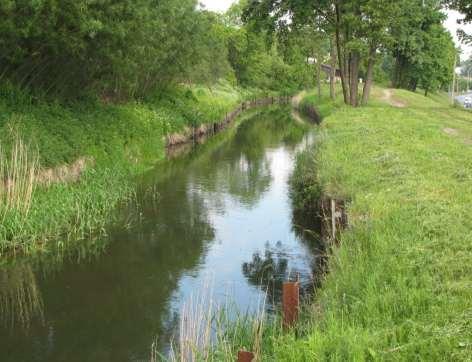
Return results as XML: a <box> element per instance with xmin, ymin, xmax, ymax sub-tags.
<box><xmin>0</xmin><ymin>132</ymin><xmax>39</xmax><ymax>221</ymax></box>
<box><xmin>161</xmin><ymin>281</ymin><xmax>270</xmax><ymax>362</ymax></box>
<box><xmin>174</xmin><ymin>281</ymin><xmax>214</xmax><ymax>362</ymax></box>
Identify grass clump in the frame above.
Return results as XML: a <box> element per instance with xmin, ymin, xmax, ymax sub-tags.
<box><xmin>0</xmin><ymin>132</ymin><xmax>38</xmax><ymax>220</ymax></box>
<box><xmin>299</xmin><ymin>88</ymin><xmax>343</xmax><ymax>121</ymax></box>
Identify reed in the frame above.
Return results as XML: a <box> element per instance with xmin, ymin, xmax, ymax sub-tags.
<box><xmin>163</xmin><ymin>281</ymin><xmax>270</xmax><ymax>362</ymax></box>
<box><xmin>0</xmin><ymin>132</ymin><xmax>39</xmax><ymax>221</ymax></box>
<box><xmin>171</xmin><ymin>280</ymin><xmax>214</xmax><ymax>362</ymax></box>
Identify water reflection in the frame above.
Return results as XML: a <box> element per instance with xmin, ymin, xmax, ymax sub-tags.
<box><xmin>0</xmin><ymin>107</ymin><xmax>320</xmax><ymax>361</ymax></box>
<box><xmin>0</xmin><ymin>262</ymin><xmax>44</xmax><ymax>329</ymax></box>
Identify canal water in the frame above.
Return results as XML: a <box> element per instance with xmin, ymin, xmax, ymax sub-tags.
<box><xmin>0</xmin><ymin>107</ymin><xmax>323</xmax><ymax>361</ymax></box>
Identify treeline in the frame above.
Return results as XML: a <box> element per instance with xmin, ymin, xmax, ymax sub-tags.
<box><xmin>0</xmin><ymin>0</ymin><xmax>317</xmax><ymax>100</ymax></box>
<box><xmin>1</xmin><ymin>0</ymin><xmax>465</xmax><ymax>105</ymax></box>
<box><xmin>245</xmin><ymin>0</ymin><xmax>458</xmax><ymax>105</ymax></box>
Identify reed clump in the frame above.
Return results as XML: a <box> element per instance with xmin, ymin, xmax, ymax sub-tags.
<box><xmin>161</xmin><ymin>281</ymin><xmax>270</xmax><ymax>362</ymax></box>
<box><xmin>0</xmin><ymin>133</ymin><xmax>39</xmax><ymax>222</ymax></box>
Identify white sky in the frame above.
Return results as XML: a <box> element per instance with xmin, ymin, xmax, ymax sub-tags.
<box><xmin>444</xmin><ymin>10</ymin><xmax>472</xmax><ymax>61</ymax></box>
<box><xmin>200</xmin><ymin>0</ymin><xmax>472</xmax><ymax>61</ymax></box>
<box><xmin>199</xmin><ymin>0</ymin><xmax>236</xmax><ymax>13</ymax></box>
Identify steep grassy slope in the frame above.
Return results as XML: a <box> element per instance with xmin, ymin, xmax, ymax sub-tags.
<box><xmin>272</xmin><ymin>87</ymin><xmax>472</xmax><ymax>360</ymax></box>
<box><xmin>209</xmin><ymin>87</ymin><xmax>472</xmax><ymax>361</ymax></box>
<box><xmin>0</xmin><ymin>82</ymin><xmax>258</xmax><ymax>254</ymax></box>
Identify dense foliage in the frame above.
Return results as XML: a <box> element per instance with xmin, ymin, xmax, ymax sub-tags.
<box><xmin>244</xmin><ymin>0</ymin><xmax>457</xmax><ymax>104</ymax></box>
<box><xmin>390</xmin><ymin>1</ymin><xmax>456</xmax><ymax>95</ymax></box>
<box><xmin>0</xmin><ymin>0</ymin><xmax>199</xmax><ymax>98</ymax></box>
<box><xmin>0</xmin><ymin>0</ymin><xmax>315</xmax><ymax>99</ymax></box>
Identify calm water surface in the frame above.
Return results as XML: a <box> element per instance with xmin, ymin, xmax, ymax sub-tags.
<box><xmin>0</xmin><ymin>108</ymin><xmax>323</xmax><ymax>361</ymax></box>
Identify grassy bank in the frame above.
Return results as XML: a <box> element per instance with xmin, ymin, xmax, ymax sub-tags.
<box><xmin>0</xmin><ymin>81</ymin><xmax>270</xmax><ymax>255</ymax></box>
<box><xmin>211</xmin><ymin>86</ymin><xmax>472</xmax><ymax>360</ymax></box>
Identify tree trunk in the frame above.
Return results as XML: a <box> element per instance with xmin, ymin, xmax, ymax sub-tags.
<box><xmin>335</xmin><ymin>4</ymin><xmax>349</xmax><ymax>104</ymax></box>
<box><xmin>317</xmin><ymin>59</ymin><xmax>322</xmax><ymax>98</ymax></box>
<box><xmin>349</xmin><ymin>51</ymin><xmax>360</xmax><ymax>107</ymax></box>
<box><xmin>393</xmin><ymin>55</ymin><xmax>401</xmax><ymax>88</ymax></box>
<box><xmin>329</xmin><ymin>38</ymin><xmax>336</xmax><ymax>100</ymax></box>
<box><xmin>361</xmin><ymin>46</ymin><xmax>376</xmax><ymax>106</ymax></box>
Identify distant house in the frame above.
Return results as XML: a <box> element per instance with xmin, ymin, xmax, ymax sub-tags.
<box><xmin>306</xmin><ymin>58</ymin><xmax>342</xmax><ymax>82</ymax></box>
<box><xmin>320</xmin><ymin>64</ymin><xmax>341</xmax><ymax>78</ymax></box>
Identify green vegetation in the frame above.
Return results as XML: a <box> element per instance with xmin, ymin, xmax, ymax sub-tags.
<box><xmin>0</xmin><ymin>0</ymin><xmax>319</xmax><ymax>254</ymax></box>
<box><xmin>1</xmin><ymin>0</ymin><xmax>471</xmax><ymax>360</ymax></box>
<box><xmin>0</xmin><ymin>82</ymin><xmax>261</xmax><ymax>254</ymax></box>
<box><xmin>209</xmin><ymin>87</ymin><xmax>472</xmax><ymax>360</ymax></box>
<box><xmin>299</xmin><ymin>87</ymin><xmax>343</xmax><ymax>120</ymax></box>
<box><xmin>246</xmin><ymin>0</ymin><xmax>457</xmax><ymax>105</ymax></box>
<box><xmin>0</xmin><ymin>0</ymin><xmax>313</xmax><ymax>99</ymax></box>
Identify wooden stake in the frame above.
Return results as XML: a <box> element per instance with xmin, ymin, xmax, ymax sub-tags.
<box><xmin>238</xmin><ymin>350</ymin><xmax>255</xmax><ymax>362</ymax></box>
<box><xmin>282</xmin><ymin>282</ymin><xmax>299</xmax><ymax>328</ymax></box>
<box><xmin>331</xmin><ymin>198</ymin><xmax>337</xmax><ymax>240</ymax></box>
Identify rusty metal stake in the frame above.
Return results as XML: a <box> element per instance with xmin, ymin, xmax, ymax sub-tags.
<box><xmin>283</xmin><ymin>281</ymin><xmax>300</xmax><ymax>328</ymax></box>
<box><xmin>238</xmin><ymin>350</ymin><xmax>255</xmax><ymax>362</ymax></box>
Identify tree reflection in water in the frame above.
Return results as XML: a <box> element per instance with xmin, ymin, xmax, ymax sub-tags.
<box><xmin>242</xmin><ymin>208</ymin><xmax>328</xmax><ymax>309</ymax></box>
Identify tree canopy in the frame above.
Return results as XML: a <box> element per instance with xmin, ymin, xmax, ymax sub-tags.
<box><xmin>243</xmin><ymin>0</ymin><xmax>457</xmax><ymax>105</ymax></box>
<box><xmin>0</xmin><ymin>0</ymin><xmax>459</xmax><ymax>103</ymax></box>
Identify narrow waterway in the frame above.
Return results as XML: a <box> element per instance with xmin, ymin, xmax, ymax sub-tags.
<box><xmin>0</xmin><ymin>107</ymin><xmax>323</xmax><ymax>361</ymax></box>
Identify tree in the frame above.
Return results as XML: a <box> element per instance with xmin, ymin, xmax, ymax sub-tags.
<box><xmin>186</xmin><ymin>11</ymin><xmax>233</xmax><ymax>86</ymax></box>
<box><xmin>417</xmin><ymin>25</ymin><xmax>456</xmax><ymax>96</ymax></box>
<box><xmin>460</xmin><ymin>57</ymin><xmax>472</xmax><ymax>76</ymax></box>
<box><xmin>224</xmin><ymin>1</ymin><xmax>313</xmax><ymax>92</ymax></box>
<box><xmin>0</xmin><ymin>0</ymin><xmax>201</xmax><ymax>98</ymax></box>
<box><xmin>445</xmin><ymin>0</ymin><xmax>472</xmax><ymax>22</ymax></box>
<box><xmin>243</xmin><ymin>0</ymin><xmax>401</xmax><ymax>106</ymax></box>
<box><xmin>444</xmin><ymin>0</ymin><xmax>472</xmax><ymax>43</ymax></box>
<box><xmin>390</xmin><ymin>1</ymin><xmax>456</xmax><ymax>94</ymax></box>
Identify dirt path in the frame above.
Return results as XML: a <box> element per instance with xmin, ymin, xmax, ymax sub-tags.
<box><xmin>382</xmin><ymin>89</ymin><xmax>406</xmax><ymax>108</ymax></box>
<box><xmin>442</xmin><ymin>127</ymin><xmax>472</xmax><ymax>145</ymax></box>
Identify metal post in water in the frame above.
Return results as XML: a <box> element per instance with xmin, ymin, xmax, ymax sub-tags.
<box><xmin>282</xmin><ymin>281</ymin><xmax>299</xmax><ymax>328</ymax></box>
<box><xmin>238</xmin><ymin>350</ymin><xmax>255</xmax><ymax>362</ymax></box>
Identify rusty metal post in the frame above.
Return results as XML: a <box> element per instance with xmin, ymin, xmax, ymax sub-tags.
<box><xmin>238</xmin><ymin>350</ymin><xmax>254</xmax><ymax>362</ymax></box>
<box><xmin>283</xmin><ymin>281</ymin><xmax>299</xmax><ymax>328</ymax></box>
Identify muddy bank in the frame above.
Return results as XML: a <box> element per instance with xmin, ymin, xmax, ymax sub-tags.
<box><xmin>36</xmin><ymin>156</ymin><xmax>95</xmax><ymax>186</ymax></box>
<box><xmin>165</xmin><ymin>96</ymin><xmax>292</xmax><ymax>147</ymax></box>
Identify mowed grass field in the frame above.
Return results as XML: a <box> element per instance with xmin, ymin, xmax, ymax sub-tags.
<box><xmin>252</xmin><ymin>87</ymin><xmax>472</xmax><ymax>360</ymax></box>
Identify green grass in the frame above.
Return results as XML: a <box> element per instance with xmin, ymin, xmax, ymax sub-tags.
<box><xmin>299</xmin><ymin>87</ymin><xmax>343</xmax><ymax>120</ymax></box>
<box><xmin>211</xmin><ymin>86</ymin><xmax>472</xmax><ymax>360</ymax></box>
<box><xmin>0</xmin><ymin>81</ymin><xmax>263</xmax><ymax>255</ymax></box>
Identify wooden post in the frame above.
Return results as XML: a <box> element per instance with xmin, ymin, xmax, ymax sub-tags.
<box><xmin>331</xmin><ymin>198</ymin><xmax>337</xmax><ymax>240</ymax></box>
<box><xmin>238</xmin><ymin>350</ymin><xmax>255</xmax><ymax>362</ymax></box>
<box><xmin>282</xmin><ymin>282</ymin><xmax>299</xmax><ymax>328</ymax></box>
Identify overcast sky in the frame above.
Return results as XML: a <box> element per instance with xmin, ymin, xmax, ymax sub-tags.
<box><xmin>200</xmin><ymin>0</ymin><xmax>472</xmax><ymax>61</ymax></box>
